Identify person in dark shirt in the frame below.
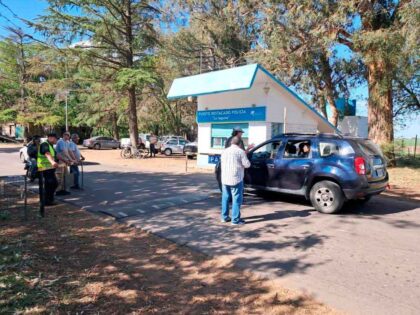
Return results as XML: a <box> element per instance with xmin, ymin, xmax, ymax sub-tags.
<box><xmin>225</xmin><ymin>127</ymin><xmax>246</xmax><ymax>150</ymax></box>
<box><xmin>38</xmin><ymin>133</ymin><xmax>59</xmax><ymax>206</ymax></box>
<box><xmin>26</xmin><ymin>135</ymin><xmax>41</xmax><ymax>181</ymax></box>
<box><xmin>225</xmin><ymin>127</ymin><xmax>254</xmax><ymax>152</ymax></box>
<box><xmin>27</xmin><ymin>135</ymin><xmax>41</xmax><ymax>159</ymax></box>
<box><xmin>298</xmin><ymin>142</ymin><xmax>311</xmax><ymax>158</ymax></box>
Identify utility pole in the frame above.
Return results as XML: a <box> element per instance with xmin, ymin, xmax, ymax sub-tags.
<box><xmin>65</xmin><ymin>59</ymin><xmax>68</xmax><ymax>132</ymax></box>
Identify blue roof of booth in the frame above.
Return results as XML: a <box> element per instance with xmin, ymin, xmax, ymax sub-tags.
<box><xmin>167</xmin><ymin>64</ymin><xmax>259</xmax><ymax>100</ymax></box>
<box><xmin>167</xmin><ymin>64</ymin><xmax>339</xmax><ymax>132</ymax></box>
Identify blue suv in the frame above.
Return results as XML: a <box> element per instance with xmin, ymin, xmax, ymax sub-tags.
<box><xmin>216</xmin><ymin>133</ymin><xmax>389</xmax><ymax>214</ymax></box>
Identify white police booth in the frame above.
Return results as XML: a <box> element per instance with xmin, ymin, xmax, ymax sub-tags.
<box><xmin>168</xmin><ymin>64</ymin><xmax>337</xmax><ymax>168</ymax></box>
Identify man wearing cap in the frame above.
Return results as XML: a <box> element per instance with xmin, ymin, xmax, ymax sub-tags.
<box><xmin>220</xmin><ymin>136</ymin><xmax>251</xmax><ymax>225</ymax></box>
<box><xmin>225</xmin><ymin>127</ymin><xmax>246</xmax><ymax>150</ymax></box>
<box><xmin>37</xmin><ymin>133</ymin><xmax>59</xmax><ymax>206</ymax></box>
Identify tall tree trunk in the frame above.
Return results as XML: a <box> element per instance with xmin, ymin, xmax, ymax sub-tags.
<box><xmin>111</xmin><ymin>112</ymin><xmax>119</xmax><ymax>140</ymax></box>
<box><xmin>320</xmin><ymin>54</ymin><xmax>339</xmax><ymax>126</ymax></box>
<box><xmin>127</xmin><ymin>86</ymin><xmax>139</xmax><ymax>148</ymax></box>
<box><xmin>325</xmin><ymin>91</ymin><xmax>339</xmax><ymax>127</ymax></box>
<box><xmin>124</xmin><ymin>1</ymin><xmax>138</xmax><ymax>149</ymax></box>
<box><xmin>367</xmin><ymin>61</ymin><xmax>394</xmax><ymax>145</ymax></box>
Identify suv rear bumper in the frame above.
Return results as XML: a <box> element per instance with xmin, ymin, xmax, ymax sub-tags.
<box><xmin>343</xmin><ymin>176</ymin><xmax>388</xmax><ymax>199</ymax></box>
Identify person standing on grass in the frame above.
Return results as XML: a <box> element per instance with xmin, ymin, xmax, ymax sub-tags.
<box><xmin>220</xmin><ymin>136</ymin><xmax>251</xmax><ymax>225</ymax></box>
<box><xmin>37</xmin><ymin>133</ymin><xmax>59</xmax><ymax>206</ymax></box>
<box><xmin>149</xmin><ymin>133</ymin><xmax>158</xmax><ymax>157</ymax></box>
<box><xmin>69</xmin><ymin>133</ymin><xmax>85</xmax><ymax>190</ymax></box>
<box><xmin>55</xmin><ymin>132</ymin><xmax>77</xmax><ymax>196</ymax></box>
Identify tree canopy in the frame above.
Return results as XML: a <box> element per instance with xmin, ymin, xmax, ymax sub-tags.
<box><xmin>0</xmin><ymin>0</ymin><xmax>418</xmax><ymax>148</ymax></box>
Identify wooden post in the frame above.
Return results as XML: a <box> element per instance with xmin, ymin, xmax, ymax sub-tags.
<box><xmin>24</xmin><ymin>174</ymin><xmax>28</xmax><ymax>220</ymax></box>
<box><xmin>185</xmin><ymin>153</ymin><xmax>188</xmax><ymax>173</ymax></box>
<box><xmin>38</xmin><ymin>172</ymin><xmax>45</xmax><ymax>217</ymax></box>
<box><xmin>414</xmin><ymin>135</ymin><xmax>418</xmax><ymax>158</ymax></box>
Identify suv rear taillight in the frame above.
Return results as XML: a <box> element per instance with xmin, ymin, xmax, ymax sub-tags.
<box><xmin>354</xmin><ymin>157</ymin><xmax>366</xmax><ymax>175</ymax></box>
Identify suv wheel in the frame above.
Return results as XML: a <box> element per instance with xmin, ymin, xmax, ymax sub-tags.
<box><xmin>164</xmin><ymin>148</ymin><xmax>172</xmax><ymax>156</ymax></box>
<box><xmin>93</xmin><ymin>143</ymin><xmax>101</xmax><ymax>150</ymax></box>
<box><xmin>310</xmin><ymin>180</ymin><xmax>345</xmax><ymax>214</ymax></box>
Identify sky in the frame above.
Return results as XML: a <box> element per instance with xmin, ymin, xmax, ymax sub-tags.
<box><xmin>0</xmin><ymin>0</ymin><xmax>418</xmax><ymax>138</ymax></box>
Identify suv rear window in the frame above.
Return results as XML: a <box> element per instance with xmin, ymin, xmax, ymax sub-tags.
<box><xmin>319</xmin><ymin>141</ymin><xmax>355</xmax><ymax>157</ymax></box>
<box><xmin>357</xmin><ymin>140</ymin><xmax>383</xmax><ymax>157</ymax></box>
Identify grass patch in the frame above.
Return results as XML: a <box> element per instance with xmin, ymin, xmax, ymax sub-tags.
<box><xmin>0</xmin><ymin>242</ymin><xmax>48</xmax><ymax>314</ymax></box>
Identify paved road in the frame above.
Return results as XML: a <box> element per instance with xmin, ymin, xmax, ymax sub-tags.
<box><xmin>1</xmin><ymin>146</ymin><xmax>420</xmax><ymax>314</ymax></box>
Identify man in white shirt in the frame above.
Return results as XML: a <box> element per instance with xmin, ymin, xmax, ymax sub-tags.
<box><xmin>220</xmin><ymin>136</ymin><xmax>251</xmax><ymax>225</ymax></box>
<box><xmin>55</xmin><ymin>132</ymin><xmax>77</xmax><ymax>195</ymax></box>
<box><xmin>69</xmin><ymin>133</ymin><xmax>85</xmax><ymax>189</ymax></box>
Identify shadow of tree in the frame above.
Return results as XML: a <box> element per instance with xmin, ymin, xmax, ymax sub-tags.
<box><xmin>0</xmin><ymin>201</ymin><xmax>331</xmax><ymax>314</ymax></box>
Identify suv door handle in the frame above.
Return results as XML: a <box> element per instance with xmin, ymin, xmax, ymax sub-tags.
<box><xmin>267</xmin><ymin>163</ymin><xmax>275</xmax><ymax>169</ymax></box>
<box><xmin>302</xmin><ymin>164</ymin><xmax>310</xmax><ymax>169</ymax></box>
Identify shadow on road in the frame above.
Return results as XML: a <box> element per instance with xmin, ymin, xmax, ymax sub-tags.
<box><xmin>246</xmin><ymin>209</ymin><xmax>313</xmax><ymax>224</ymax></box>
<box><xmin>0</xmin><ymin>146</ymin><xmax>21</xmax><ymax>154</ymax></box>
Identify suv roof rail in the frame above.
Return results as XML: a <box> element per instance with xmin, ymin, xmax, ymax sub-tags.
<box><xmin>274</xmin><ymin>132</ymin><xmax>343</xmax><ymax>139</ymax></box>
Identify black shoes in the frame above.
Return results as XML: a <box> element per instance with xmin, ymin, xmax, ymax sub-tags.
<box><xmin>70</xmin><ymin>185</ymin><xmax>82</xmax><ymax>190</ymax></box>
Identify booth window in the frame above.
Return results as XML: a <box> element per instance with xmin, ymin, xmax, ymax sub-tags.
<box><xmin>271</xmin><ymin>123</ymin><xmax>284</xmax><ymax>137</ymax></box>
<box><xmin>211</xmin><ymin>123</ymin><xmax>248</xmax><ymax>149</ymax></box>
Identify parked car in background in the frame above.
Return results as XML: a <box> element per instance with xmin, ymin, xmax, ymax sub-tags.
<box><xmin>183</xmin><ymin>141</ymin><xmax>197</xmax><ymax>159</ymax></box>
<box><xmin>83</xmin><ymin>136</ymin><xmax>120</xmax><ymax>149</ymax></box>
<box><xmin>160</xmin><ymin>135</ymin><xmax>185</xmax><ymax>143</ymax></box>
<box><xmin>161</xmin><ymin>138</ymin><xmax>189</xmax><ymax>156</ymax></box>
<box><xmin>216</xmin><ymin>133</ymin><xmax>389</xmax><ymax>214</ymax></box>
<box><xmin>120</xmin><ymin>137</ymin><xmax>145</xmax><ymax>149</ymax></box>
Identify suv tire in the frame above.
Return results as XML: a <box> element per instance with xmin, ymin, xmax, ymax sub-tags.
<box><xmin>93</xmin><ymin>143</ymin><xmax>101</xmax><ymax>150</ymax></box>
<box><xmin>310</xmin><ymin>180</ymin><xmax>345</xmax><ymax>214</ymax></box>
<box><xmin>164</xmin><ymin>148</ymin><xmax>172</xmax><ymax>156</ymax></box>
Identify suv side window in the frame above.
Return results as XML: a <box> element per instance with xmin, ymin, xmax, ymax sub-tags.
<box><xmin>283</xmin><ymin>140</ymin><xmax>311</xmax><ymax>158</ymax></box>
<box><xmin>167</xmin><ymin>139</ymin><xmax>177</xmax><ymax>145</ymax></box>
<box><xmin>179</xmin><ymin>139</ymin><xmax>187</xmax><ymax>145</ymax></box>
<box><xmin>319</xmin><ymin>141</ymin><xmax>340</xmax><ymax>157</ymax></box>
<box><xmin>251</xmin><ymin>140</ymin><xmax>282</xmax><ymax>160</ymax></box>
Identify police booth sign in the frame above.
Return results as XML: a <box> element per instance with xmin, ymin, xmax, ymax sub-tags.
<box><xmin>197</xmin><ymin>106</ymin><xmax>266</xmax><ymax>123</ymax></box>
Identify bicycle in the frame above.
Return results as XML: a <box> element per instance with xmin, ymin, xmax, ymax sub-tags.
<box><xmin>120</xmin><ymin>146</ymin><xmax>149</xmax><ymax>159</ymax></box>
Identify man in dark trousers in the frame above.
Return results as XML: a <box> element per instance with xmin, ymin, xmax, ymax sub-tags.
<box><xmin>37</xmin><ymin>133</ymin><xmax>59</xmax><ymax>206</ymax></box>
<box><xmin>149</xmin><ymin>133</ymin><xmax>158</xmax><ymax>157</ymax></box>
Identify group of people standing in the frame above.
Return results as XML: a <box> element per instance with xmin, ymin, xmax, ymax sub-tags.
<box><xmin>29</xmin><ymin>132</ymin><xmax>84</xmax><ymax>206</ymax></box>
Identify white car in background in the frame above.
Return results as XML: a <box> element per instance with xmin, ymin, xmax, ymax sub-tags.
<box><xmin>19</xmin><ymin>137</ymin><xmax>47</xmax><ymax>162</ymax></box>
<box><xmin>160</xmin><ymin>138</ymin><xmax>189</xmax><ymax>156</ymax></box>
<box><xmin>120</xmin><ymin>137</ymin><xmax>145</xmax><ymax>149</ymax></box>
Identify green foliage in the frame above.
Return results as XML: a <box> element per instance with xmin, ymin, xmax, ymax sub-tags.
<box><xmin>115</xmin><ymin>68</ymin><xmax>157</xmax><ymax>90</ymax></box>
<box><xmin>0</xmin><ymin>0</ymin><xmax>417</xmax><ymax>142</ymax></box>
<box><xmin>0</xmin><ymin>109</ymin><xmax>17</xmax><ymax>123</ymax></box>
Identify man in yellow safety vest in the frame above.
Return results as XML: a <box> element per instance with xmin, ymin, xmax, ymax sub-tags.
<box><xmin>37</xmin><ymin>133</ymin><xmax>59</xmax><ymax>206</ymax></box>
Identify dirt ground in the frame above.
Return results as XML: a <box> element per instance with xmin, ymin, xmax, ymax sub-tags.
<box><xmin>386</xmin><ymin>167</ymin><xmax>420</xmax><ymax>200</ymax></box>
<box><xmin>80</xmin><ymin>147</ymin><xmax>213</xmax><ymax>174</ymax></box>
<box><xmin>0</xmin><ymin>193</ymin><xmax>336</xmax><ymax>315</ymax></box>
